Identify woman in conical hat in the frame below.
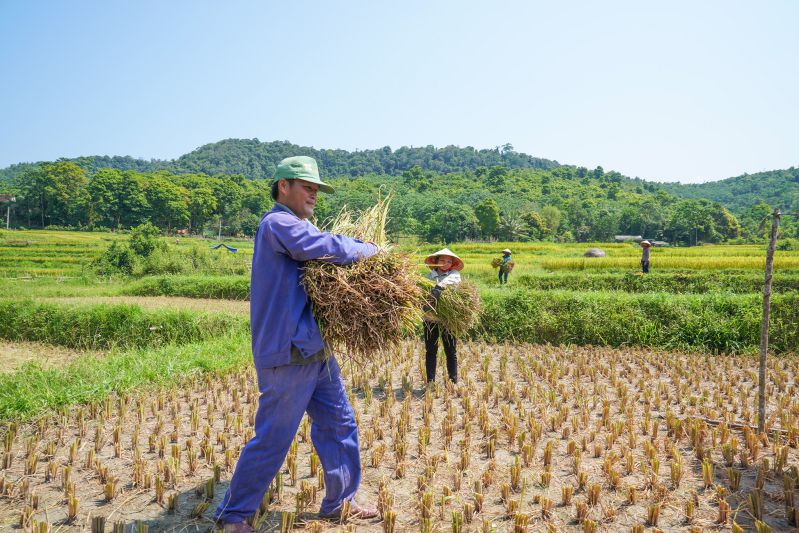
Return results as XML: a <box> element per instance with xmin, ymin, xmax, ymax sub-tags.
<box><xmin>424</xmin><ymin>248</ymin><xmax>464</xmax><ymax>272</ymax></box>
<box><xmin>640</xmin><ymin>240</ymin><xmax>651</xmax><ymax>274</ymax></box>
<box><xmin>497</xmin><ymin>249</ymin><xmax>513</xmax><ymax>285</ymax></box>
<box><xmin>423</xmin><ymin>248</ymin><xmax>463</xmax><ymax>384</ymax></box>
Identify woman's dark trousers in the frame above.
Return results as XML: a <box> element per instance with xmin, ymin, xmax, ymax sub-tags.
<box><xmin>424</xmin><ymin>321</ymin><xmax>457</xmax><ymax>383</ymax></box>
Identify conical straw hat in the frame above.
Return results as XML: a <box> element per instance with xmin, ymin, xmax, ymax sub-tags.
<box><xmin>502</xmin><ymin>249</ymin><xmax>512</xmax><ymax>254</ymax></box>
<box><xmin>424</xmin><ymin>248</ymin><xmax>464</xmax><ymax>271</ymax></box>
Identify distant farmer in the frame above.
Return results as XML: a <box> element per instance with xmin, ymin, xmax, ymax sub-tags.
<box><xmin>498</xmin><ymin>248</ymin><xmax>513</xmax><ymax>285</ymax></box>
<box><xmin>424</xmin><ymin>248</ymin><xmax>464</xmax><ymax>384</ymax></box>
<box><xmin>640</xmin><ymin>240</ymin><xmax>651</xmax><ymax>273</ymax></box>
<box><xmin>214</xmin><ymin>156</ymin><xmax>379</xmax><ymax>531</ymax></box>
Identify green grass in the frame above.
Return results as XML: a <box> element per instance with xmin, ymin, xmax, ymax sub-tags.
<box><xmin>538</xmin><ymin>256</ymin><xmax>799</xmax><ymax>271</ymax></box>
<box><xmin>0</xmin><ymin>230</ymin><xmax>115</xmax><ymax>277</ymax></box>
<box><xmin>478</xmin><ymin>289</ymin><xmax>798</xmax><ymax>354</ymax></box>
<box><xmin>0</xmin><ymin>299</ymin><xmax>248</xmax><ymax>350</ymax></box>
<box><xmin>515</xmin><ymin>271</ymin><xmax>799</xmax><ymax>294</ymax></box>
<box><xmin>0</xmin><ymin>333</ymin><xmax>252</xmax><ymax>422</ymax></box>
<box><xmin>124</xmin><ymin>275</ymin><xmax>251</xmax><ymax>300</ymax></box>
<box><xmin>115</xmin><ymin>269</ymin><xmax>799</xmax><ymax>299</ymax></box>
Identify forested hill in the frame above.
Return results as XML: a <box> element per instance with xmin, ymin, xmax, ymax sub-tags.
<box><xmin>2</xmin><ymin>138</ymin><xmax>796</xmax><ymax>220</ymax></box>
<box><xmin>170</xmin><ymin>139</ymin><xmax>559</xmax><ymax>178</ymax></box>
<box><xmin>0</xmin><ymin>139</ymin><xmax>558</xmax><ymax>182</ymax></box>
<box><xmin>659</xmin><ymin>168</ymin><xmax>799</xmax><ymax>213</ymax></box>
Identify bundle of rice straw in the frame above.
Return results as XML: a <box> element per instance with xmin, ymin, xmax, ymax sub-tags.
<box><xmin>302</xmin><ymin>198</ymin><xmax>424</xmax><ymax>362</ymax></box>
<box><xmin>491</xmin><ymin>257</ymin><xmax>515</xmax><ymax>272</ymax></box>
<box><xmin>422</xmin><ymin>278</ymin><xmax>482</xmax><ymax>338</ymax></box>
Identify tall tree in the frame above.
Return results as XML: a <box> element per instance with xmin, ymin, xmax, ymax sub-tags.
<box><xmin>144</xmin><ymin>176</ymin><xmax>189</xmax><ymax>231</ymax></box>
<box><xmin>474</xmin><ymin>198</ymin><xmax>501</xmax><ymax>238</ymax></box>
<box><xmin>88</xmin><ymin>169</ymin><xmax>148</xmax><ymax>228</ymax></box>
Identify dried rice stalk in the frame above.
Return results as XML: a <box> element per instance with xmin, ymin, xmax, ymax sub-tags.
<box><xmin>491</xmin><ymin>257</ymin><xmax>515</xmax><ymax>272</ymax></box>
<box><xmin>422</xmin><ymin>279</ymin><xmax>482</xmax><ymax>338</ymax></box>
<box><xmin>303</xmin><ymin>197</ymin><xmax>424</xmax><ymax>362</ymax></box>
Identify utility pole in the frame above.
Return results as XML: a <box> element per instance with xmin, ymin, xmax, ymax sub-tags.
<box><xmin>218</xmin><ymin>217</ymin><xmax>222</xmax><ymax>240</ymax></box>
<box><xmin>1</xmin><ymin>195</ymin><xmax>15</xmax><ymax>230</ymax></box>
<box><xmin>757</xmin><ymin>208</ymin><xmax>780</xmax><ymax>434</ymax></box>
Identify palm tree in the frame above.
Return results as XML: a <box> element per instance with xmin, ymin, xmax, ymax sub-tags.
<box><xmin>498</xmin><ymin>214</ymin><xmax>529</xmax><ymax>241</ymax></box>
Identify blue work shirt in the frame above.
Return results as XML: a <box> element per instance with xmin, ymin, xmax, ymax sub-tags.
<box><xmin>250</xmin><ymin>203</ymin><xmax>378</xmax><ymax>370</ymax></box>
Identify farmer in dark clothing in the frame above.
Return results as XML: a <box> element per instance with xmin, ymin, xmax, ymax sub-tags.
<box><xmin>640</xmin><ymin>240</ymin><xmax>651</xmax><ymax>273</ymax></box>
<box><xmin>498</xmin><ymin>248</ymin><xmax>512</xmax><ymax>285</ymax></box>
<box><xmin>214</xmin><ymin>156</ymin><xmax>379</xmax><ymax>532</ymax></box>
<box><xmin>423</xmin><ymin>248</ymin><xmax>463</xmax><ymax>384</ymax></box>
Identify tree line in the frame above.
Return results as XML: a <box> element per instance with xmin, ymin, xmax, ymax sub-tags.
<box><xmin>5</xmin><ymin>162</ymin><xmax>271</xmax><ymax>236</ymax></box>
<box><xmin>4</xmin><ymin>159</ymin><xmax>793</xmax><ymax>245</ymax></box>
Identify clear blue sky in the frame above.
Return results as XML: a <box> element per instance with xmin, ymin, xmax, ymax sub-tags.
<box><xmin>1</xmin><ymin>1</ymin><xmax>796</xmax><ymax>183</ymax></box>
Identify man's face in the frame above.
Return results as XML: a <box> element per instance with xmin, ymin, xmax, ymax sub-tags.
<box><xmin>277</xmin><ymin>179</ymin><xmax>319</xmax><ymax>220</ymax></box>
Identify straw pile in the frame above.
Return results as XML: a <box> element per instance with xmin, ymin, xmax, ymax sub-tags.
<box><xmin>423</xmin><ymin>279</ymin><xmax>482</xmax><ymax>338</ymax></box>
<box><xmin>302</xmin><ymin>199</ymin><xmax>424</xmax><ymax>362</ymax></box>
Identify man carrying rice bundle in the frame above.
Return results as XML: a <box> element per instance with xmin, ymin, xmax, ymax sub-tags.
<box><xmin>423</xmin><ymin>248</ymin><xmax>464</xmax><ymax>384</ymax></box>
<box><xmin>215</xmin><ymin>156</ymin><xmax>378</xmax><ymax>531</ymax></box>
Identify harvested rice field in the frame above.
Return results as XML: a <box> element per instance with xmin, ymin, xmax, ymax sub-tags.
<box><xmin>1</xmin><ymin>342</ymin><xmax>797</xmax><ymax>532</ymax></box>
<box><xmin>0</xmin><ymin>341</ymin><xmax>101</xmax><ymax>373</ymax></box>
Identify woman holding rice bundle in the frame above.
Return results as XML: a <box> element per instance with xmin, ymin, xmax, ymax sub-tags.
<box><xmin>423</xmin><ymin>248</ymin><xmax>464</xmax><ymax>384</ymax></box>
<box><xmin>498</xmin><ymin>248</ymin><xmax>513</xmax><ymax>285</ymax></box>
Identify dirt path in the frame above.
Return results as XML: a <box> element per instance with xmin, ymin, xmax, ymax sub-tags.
<box><xmin>45</xmin><ymin>296</ymin><xmax>250</xmax><ymax>315</ymax></box>
<box><xmin>0</xmin><ymin>340</ymin><xmax>101</xmax><ymax>373</ymax></box>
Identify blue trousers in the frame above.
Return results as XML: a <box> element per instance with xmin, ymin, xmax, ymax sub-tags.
<box><xmin>214</xmin><ymin>357</ymin><xmax>361</xmax><ymax>523</ymax></box>
<box><xmin>498</xmin><ymin>269</ymin><xmax>508</xmax><ymax>284</ymax></box>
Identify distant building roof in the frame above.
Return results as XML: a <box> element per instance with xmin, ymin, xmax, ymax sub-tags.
<box><xmin>0</xmin><ymin>195</ymin><xmax>16</xmax><ymax>203</ymax></box>
<box><xmin>614</xmin><ymin>235</ymin><xmax>642</xmax><ymax>242</ymax></box>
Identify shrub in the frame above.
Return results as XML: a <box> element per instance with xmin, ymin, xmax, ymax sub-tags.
<box><xmin>129</xmin><ymin>222</ymin><xmax>162</xmax><ymax>257</ymax></box>
<box><xmin>93</xmin><ymin>241</ymin><xmax>136</xmax><ymax>275</ymax></box>
<box><xmin>478</xmin><ymin>289</ymin><xmax>798</xmax><ymax>354</ymax></box>
<box><xmin>0</xmin><ymin>299</ymin><xmax>247</xmax><ymax>350</ymax></box>
<box><xmin>776</xmin><ymin>238</ymin><xmax>799</xmax><ymax>251</ymax></box>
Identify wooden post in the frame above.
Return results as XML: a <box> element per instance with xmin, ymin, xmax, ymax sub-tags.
<box><xmin>757</xmin><ymin>208</ymin><xmax>780</xmax><ymax>434</ymax></box>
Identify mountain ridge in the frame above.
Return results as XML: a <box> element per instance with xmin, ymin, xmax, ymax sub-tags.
<box><xmin>1</xmin><ymin>138</ymin><xmax>796</xmax><ymax>213</ymax></box>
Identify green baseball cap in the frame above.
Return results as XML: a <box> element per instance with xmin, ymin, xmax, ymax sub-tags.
<box><xmin>271</xmin><ymin>156</ymin><xmax>334</xmax><ymax>199</ymax></box>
